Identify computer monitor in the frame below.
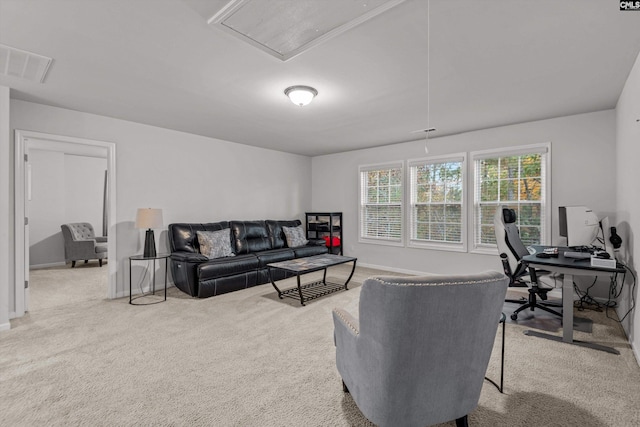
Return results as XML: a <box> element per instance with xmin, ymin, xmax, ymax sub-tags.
<box><xmin>558</xmin><ymin>206</ymin><xmax>599</xmax><ymax>247</ymax></box>
<box><xmin>600</xmin><ymin>216</ymin><xmax>616</xmax><ymax>259</ymax></box>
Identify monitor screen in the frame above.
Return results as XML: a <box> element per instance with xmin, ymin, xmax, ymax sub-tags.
<box><xmin>558</xmin><ymin>206</ymin><xmax>599</xmax><ymax>247</ymax></box>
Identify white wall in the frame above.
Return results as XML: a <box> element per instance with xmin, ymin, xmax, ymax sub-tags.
<box><xmin>0</xmin><ymin>86</ymin><xmax>10</xmax><ymax>331</ymax></box>
<box><xmin>615</xmin><ymin>50</ymin><xmax>640</xmax><ymax>359</ymax></box>
<box><xmin>312</xmin><ymin>110</ymin><xmax>617</xmax><ymax>298</ymax></box>
<box><xmin>8</xmin><ymin>99</ymin><xmax>312</xmax><ymax>305</ymax></box>
<box><xmin>29</xmin><ymin>150</ymin><xmax>107</xmax><ymax>267</ymax></box>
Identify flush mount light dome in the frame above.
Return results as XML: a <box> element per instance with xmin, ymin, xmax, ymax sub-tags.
<box><xmin>284</xmin><ymin>85</ymin><xmax>318</xmax><ymax>106</ymax></box>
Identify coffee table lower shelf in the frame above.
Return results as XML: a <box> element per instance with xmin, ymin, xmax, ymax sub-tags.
<box><xmin>277</xmin><ymin>280</ymin><xmax>349</xmax><ymax>305</ymax></box>
<box><xmin>268</xmin><ymin>254</ymin><xmax>357</xmax><ymax>306</ymax></box>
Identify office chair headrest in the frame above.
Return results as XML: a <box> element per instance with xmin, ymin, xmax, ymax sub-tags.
<box><xmin>502</xmin><ymin>208</ymin><xmax>517</xmax><ymax>224</ymax></box>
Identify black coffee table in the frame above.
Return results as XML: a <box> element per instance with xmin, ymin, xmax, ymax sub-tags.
<box><xmin>267</xmin><ymin>254</ymin><xmax>357</xmax><ymax>306</ymax></box>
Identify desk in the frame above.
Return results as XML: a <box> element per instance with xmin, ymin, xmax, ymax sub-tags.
<box><xmin>522</xmin><ymin>246</ymin><xmax>624</xmax><ymax>353</ymax></box>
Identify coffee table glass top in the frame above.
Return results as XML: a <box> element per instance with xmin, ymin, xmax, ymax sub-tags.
<box><xmin>268</xmin><ymin>254</ymin><xmax>356</xmax><ymax>273</ymax></box>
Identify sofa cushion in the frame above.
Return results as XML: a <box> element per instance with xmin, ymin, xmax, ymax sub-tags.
<box><xmin>292</xmin><ymin>244</ymin><xmax>329</xmax><ymax>258</ymax></box>
<box><xmin>283</xmin><ymin>225</ymin><xmax>308</xmax><ymax>248</ymax></box>
<box><xmin>169</xmin><ymin>222</ymin><xmax>229</xmax><ymax>253</ymax></box>
<box><xmin>198</xmin><ymin>254</ymin><xmax>259</xmax><ymax>282</ymax></box>
<box><xmin>231</xmin><ymin>220</ymin><xmax>272</xmax><ymax>255</ymax></box>
<box><xmin>266</xmin><ymin>219</ymin><xmax>302</xmax><ymax>249</ymax></box>
<box><xmin>255</xmin><ymin>248</ymin><xmax>295</xmax><ymax>268</ymax></box>
<box><xmin>196</xmin><ymin>229</ymin><xmax>235</xmax><ymax>259</ymax></box>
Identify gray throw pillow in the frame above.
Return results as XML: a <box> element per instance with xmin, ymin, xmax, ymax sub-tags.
<box><xmin>282</xmin><ymin>225</ymin><xmax>309</xmax><ymax>248</ymax></box>
<box><xmin>196</xmin><ymin>229</ymin><xmax>235</xmax><ymax>259</ymax></box>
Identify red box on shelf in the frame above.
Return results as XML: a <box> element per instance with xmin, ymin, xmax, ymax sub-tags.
<box><xmin>323</xmin><ymin>236</ymin><xmax>341</xmax><ymax>247</ymax></box>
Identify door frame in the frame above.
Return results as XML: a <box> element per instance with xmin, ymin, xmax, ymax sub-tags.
<box><xmin>14</xmin><ymin>130</ymin><xmax>117</xmax><ymax>316</ymax></box>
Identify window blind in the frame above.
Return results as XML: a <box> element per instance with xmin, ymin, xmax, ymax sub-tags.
<box><xmin>359</xmin><ymin>163</ymin><xmax>403</xmax><ymax>242</ymax></box>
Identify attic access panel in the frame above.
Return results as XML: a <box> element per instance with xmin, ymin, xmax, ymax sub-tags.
<box><xmin>0</xmin><ymin>44</ymin><xmax>52</xmax><ymax>83</ymax></box>
<box><xmin>209</xmin><ymin>0</ymin><xmax>406</xmax><ymax>61</ymax></box>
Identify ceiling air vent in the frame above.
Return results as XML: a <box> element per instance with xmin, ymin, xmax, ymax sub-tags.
<box><xmin>0</xmin><ymin>44</ymin><xmax>53</xmax><ymax>83</ymax></box>
<box><xmin>208</xmin><ymin>0</ymin><xmax>406</xmax><ymax>61</ymax></box>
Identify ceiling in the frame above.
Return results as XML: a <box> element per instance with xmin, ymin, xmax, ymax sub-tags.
<box><xmin>1</xmin><ymin>0</ymin><xmax>640</xmax><ymax>157</ymax></box>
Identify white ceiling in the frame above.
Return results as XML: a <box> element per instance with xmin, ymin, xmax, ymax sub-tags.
<box><xmin>1</xmin><ymin>0</ymin><xmax>640</xmax><ymax>156</ymax></box>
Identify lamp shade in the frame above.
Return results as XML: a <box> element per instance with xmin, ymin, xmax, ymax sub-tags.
<box><xmin>284</xmin><ymin>85</ymin><xmax>318</xmax><ymax>106</ymax></box>
<box><xmin>135</xmin><ymin>208</ymin><xmax>163</xmax><ymax>229</ymax></box>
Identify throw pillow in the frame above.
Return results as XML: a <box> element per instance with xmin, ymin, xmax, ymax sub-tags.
<box><xmin>282</xmin><ymin>225</ymin><xmax>309</xmax><ymax>248</ymax></box>
<box><xmin>196</xmin><ymin>229</ymin><xmax>235</xmax><ymax>259</ymax></box>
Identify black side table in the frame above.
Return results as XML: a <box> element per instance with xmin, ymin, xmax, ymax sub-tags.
<box><xmin>485</xmin><ymin>312</ymin><xmax>506</xmax><ymax>393</ymax></box>
<box><xmin>129</xmin><ymin>253</ymin><xmax>170</xmax><ymax>305</ymax></box>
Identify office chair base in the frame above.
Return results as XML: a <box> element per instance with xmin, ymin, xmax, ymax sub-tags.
<box><xmin>511</xmin><ymin>303</ymin><xmax>562</xmax><ymax>320</ymax></box>
<box><xmin>509</xmin><ymin>286</ymin><xmax>563</xmax><ymax>320</ymax></box>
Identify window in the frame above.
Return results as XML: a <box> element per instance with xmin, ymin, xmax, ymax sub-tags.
<box><xmin>472</xmin><ymin>144</ymin><xmax>550</xmax><ymax>251</ymax></box>
<box><xmin>359</xmin><ymin>162</ymin><xmax>403</xmax><ymax>244</ymax></box>
<box><xmin>408</xmin><ymin>154</ymin><xmax>466</xmax><ymax>251</ymax></box>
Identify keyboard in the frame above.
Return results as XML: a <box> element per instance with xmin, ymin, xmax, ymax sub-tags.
<box><xmin>563</xmin><ymin>251</ymin><xmax>592</xmax><ymax>259</ymax></box>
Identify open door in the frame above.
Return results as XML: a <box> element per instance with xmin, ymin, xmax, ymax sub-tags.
<box><xmin>14</xmin><ymin>130</ymin><xmax>117</xmax><ymax>319</ymax></box>
<box><xmin>22</xmin><ymin>147</ymin><xmax>31</xmax><ymax>311</ymax></box>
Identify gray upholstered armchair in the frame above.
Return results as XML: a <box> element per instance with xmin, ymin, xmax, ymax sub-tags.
<box><xmin>332</xmin><ymin>271</ymin><xmax>509</xmax><ymax>427</ymax></box>
<box><xmin>60</xmin><ymin>223</ymin><xmax>108</xmax><ymax>267</ymax></box>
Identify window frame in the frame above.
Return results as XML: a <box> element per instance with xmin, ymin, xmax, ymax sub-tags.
<box><xmin>407</xmin><ymin>153</ymin><xmax>467</xmax><ymax>252</ymax></box>
<box><xmin>469</xmin><ymin>143</ymin><xmax>551</xmax><ymax>254</ymax></box>
<box><xmin>358</xmin><ymin>161</ymin><xmax>405</xmax><ymax>247</ymax></box>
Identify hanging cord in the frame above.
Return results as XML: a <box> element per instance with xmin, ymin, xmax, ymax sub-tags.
<box><xmin>425</xmin><ymin>0</ymin><xmax>430</xmax><ymax>154</ymax></box>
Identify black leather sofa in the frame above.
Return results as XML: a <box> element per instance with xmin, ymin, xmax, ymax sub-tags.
<box><xmin>168</xmin><ymin>219</ymin><xmax>328</xmax><ymax>298</ymax></box>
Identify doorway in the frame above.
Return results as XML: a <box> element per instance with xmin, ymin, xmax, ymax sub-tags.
<box><xmin>14</xmin><ymin>130</ymin><xmax>116</xmax><ymax>317</ymax></box>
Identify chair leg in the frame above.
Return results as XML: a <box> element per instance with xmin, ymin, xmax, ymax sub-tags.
<box><xmin>84</xmin><ymin>260</ymin><xmax>88</xmax><ymax>264</ymax></box>
<box><xmin>71</xmin><ymin>261</ymin><xmax>76</xmax><ymax>268</ymax></box>
<box><xmin>342</xmin><ymin>380</ymin><xmax>349</xmax><ymax>393</ymax></box>
<box><xmin>99</xmin><ymin>259</ymin><xmax>103</xmax><ymax>267</ymax></box>
<box><xmin>455</xmin><ymin>415</ymin><xmax>469</xmax><ymax>427</ymax></box>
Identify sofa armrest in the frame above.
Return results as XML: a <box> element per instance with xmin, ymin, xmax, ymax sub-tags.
<box><xmin>171</xmin><ymin>251</ymin><xmax>208</xmax><ymax>262</ymax></box>
<box><xmin>95</xmin><ymin>236</ymin><xmax>108</xmax><ymax>243</ymax></box>
<box><xmin>308</xmin><ymin>239</ymin><xmax>326</xmax><ymax>246</ymax></box>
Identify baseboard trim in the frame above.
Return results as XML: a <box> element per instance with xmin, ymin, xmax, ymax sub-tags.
<box><xmin>356</xmin><ymin>262</ymin><xmax>426</xmax><ymax>277</ymax></box>
<box><xmin>29</xmin><ymin>261</ymin><xmax>67</xmax><ymax>270</ymax></box>
<box><xmin>631</xmin><ymin>341</ymin><xmax>640</xmax><ymax>368</ymax></box>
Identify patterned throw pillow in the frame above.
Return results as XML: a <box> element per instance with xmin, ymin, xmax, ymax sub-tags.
<box><xmin>196</xmin><ymin>229</ymin><xmax>235</xmax><ymax>259</ymax></box>
<box><xmin>282</xmin><ymin>225</ymin><xmax>309</xmax><ymax>248</ymax></box>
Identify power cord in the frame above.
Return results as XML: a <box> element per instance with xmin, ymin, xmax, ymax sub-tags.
<box><xmin>606</xmin><ymin>264</ymin><xmax>636</xmax><ymax>323</ymax></box>
<box><xmin>573</xmin><ymin>277</ymin><xmax>603</xmax><ymax>312</ymax></box>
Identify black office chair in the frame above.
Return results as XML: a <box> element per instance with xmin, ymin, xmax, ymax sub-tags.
<box><xmin>494</xmin><ymin>206</ymin><xmax>562</xmax><ymax>321</ymax></box>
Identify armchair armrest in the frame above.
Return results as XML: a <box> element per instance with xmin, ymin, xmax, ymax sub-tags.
<box><xmin>95</xmin><ymin>236</ymin><xmax>108</xmax><ymax>243</ymax></box>
<box><xmin>170</xmin><ymin>251</ymin><xmax>208</xmax><ymax>263</ymax></box>
<box><xmin>332</xmin><ymin>308</ymin><xmax>360</xmax><ymax>339</ymax></box>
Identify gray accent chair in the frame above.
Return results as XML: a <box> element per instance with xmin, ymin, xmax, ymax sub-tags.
<box><xmin>61</xmin><ymin>223</ymin><xmax>108</xmax><ymax>267</ymax></box>
<box><xmin>332</xmin><ymin>270</ymin><xmax>509</xmax><ymax>427</ymax></box>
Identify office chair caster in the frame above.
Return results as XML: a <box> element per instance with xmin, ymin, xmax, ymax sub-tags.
<box><xmin>510</xmin><ymin>313</ymin><xmax>518</xmax><ymax>321</ymax></box>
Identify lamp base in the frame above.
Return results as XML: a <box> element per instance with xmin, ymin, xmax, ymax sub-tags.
<box><xmin>143</xmin><ymin>229</ymin><xmax>156</xmax><ymax>258</ymax></box>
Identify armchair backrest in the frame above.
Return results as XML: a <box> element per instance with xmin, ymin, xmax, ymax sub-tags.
<box><xmin>352</xmin><ymin>271</ymin><xmax>508</xmax><ymax>426</ymax></box>
<box><xmin>61</xmin><ymin>223</ymin><xmax>96</xmax><ymax>241</ymax></box>
<box><xmin>494</xmin><ymin>206</ymin><xmax>529</xmax><ymax>279</ymax></box>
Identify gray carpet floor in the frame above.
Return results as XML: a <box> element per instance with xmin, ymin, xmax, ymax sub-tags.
<box><xmin>1</xmin><ymin>264</ymin><xmax>639</xmax><ymax>426</ymax></box>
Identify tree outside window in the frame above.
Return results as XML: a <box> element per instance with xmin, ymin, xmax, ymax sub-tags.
<box><xmin>410</xmin><ymin>157</ymin><xmax>464</xmax><ymax>247</ymax></box>
<box><xmin>474</xmin><ymin>147</ymin><xmax>548</xmax><ymax>248</ymax></box>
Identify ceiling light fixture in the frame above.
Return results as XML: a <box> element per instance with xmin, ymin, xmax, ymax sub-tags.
<box><xmin>284</xmin><ymin>85</ymin><xmax>318</xmax><ymax>106</ymax></box>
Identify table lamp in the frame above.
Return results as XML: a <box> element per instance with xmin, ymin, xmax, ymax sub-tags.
<box><xmin>135</xmin><ymin>208</ymin><xmax>163</xmax><ymax>258</ymax></box>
